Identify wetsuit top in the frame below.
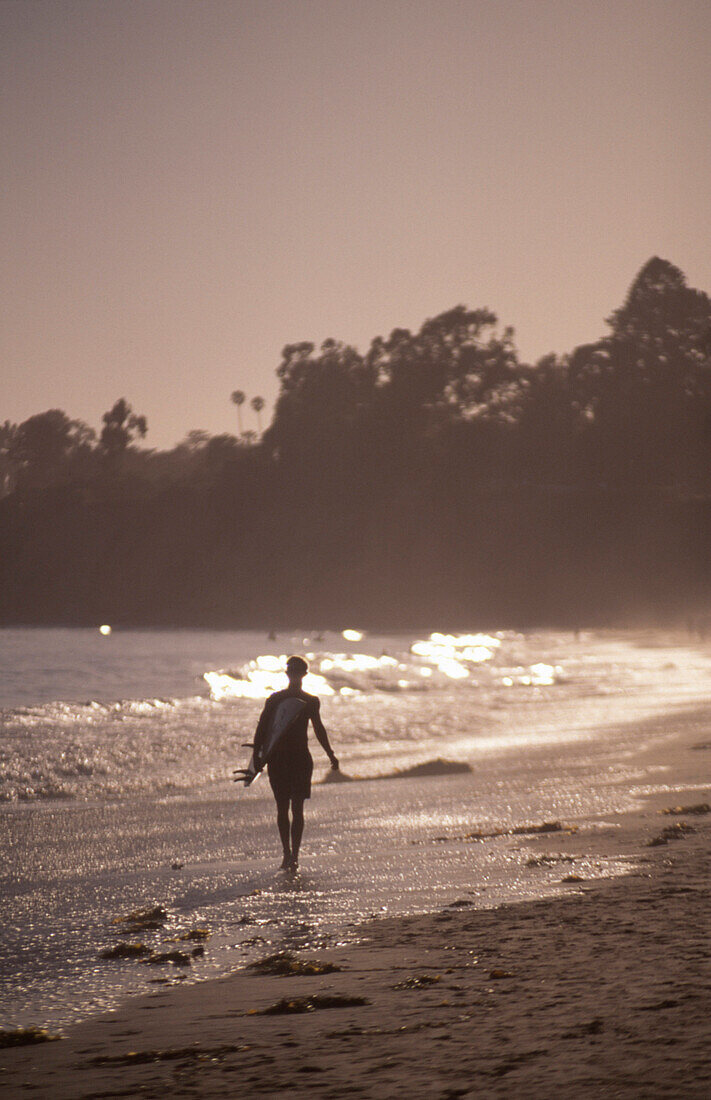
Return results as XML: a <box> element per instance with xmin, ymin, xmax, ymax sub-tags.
<box><xmin>254</xmin><ymin>689</ymin><xmax>322</xmax><ymax>765</ymax></box>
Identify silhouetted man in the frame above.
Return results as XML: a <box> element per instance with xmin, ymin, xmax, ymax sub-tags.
<box><xmin>254</xmin><ymin>655</ymin><xmax>338</xmax><ymax>871</ymax></box>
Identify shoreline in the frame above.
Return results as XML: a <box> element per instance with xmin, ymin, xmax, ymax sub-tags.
<box><xmin>3</xmin><ymin>720</ymin><xmax>710</xmax><ymax>1097</ymax></box>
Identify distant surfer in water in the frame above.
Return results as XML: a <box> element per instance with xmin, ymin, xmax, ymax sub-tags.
<box><xmin>254</xmin><ymin>655</ymin><xmax>339</xmax><ymax>872</ymax></box>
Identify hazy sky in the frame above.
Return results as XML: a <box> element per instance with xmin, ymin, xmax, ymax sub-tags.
<box><xmin>3</xmin><ymin>0</ymin><xmax>710</xmax><ymax>449</ymax></box>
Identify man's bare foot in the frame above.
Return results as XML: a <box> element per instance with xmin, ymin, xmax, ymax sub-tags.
<box><xmin>288</xmin><ymin>857</ymin><xmax>298</xmax><ymax>873</ymax></box>
<box><xmin>280</xmin><ymin>854</ymin><xmax>292</xmax><ymax>870</ymax></box>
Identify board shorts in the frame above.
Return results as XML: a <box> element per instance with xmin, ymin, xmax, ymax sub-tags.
<box><xmin>267</xmin><ymin>750</ymin><xmax>313</xmax><ymax>801</ymax></box>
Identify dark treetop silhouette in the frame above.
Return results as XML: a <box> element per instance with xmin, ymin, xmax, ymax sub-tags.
<box><xmin>1</xmin><ymin>258</ymin><xmax>711</xmax><ymax>628</ymax></box>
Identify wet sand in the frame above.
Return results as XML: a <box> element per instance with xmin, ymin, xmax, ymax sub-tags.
<box><xmin>3</xmin><ymin>725</ymin><xmax>710</xmax><ymax>1098</ymax></box>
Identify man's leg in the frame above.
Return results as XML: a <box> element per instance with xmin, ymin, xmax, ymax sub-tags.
<box><xmin>290</xmin><ymin>798</ymin><xmax>305</xmax><ymax>868</ymax></box>
<box><xmin>275</xmin><ymin>794</ymin><xmax>292</xmax><ymax>869</ymax></box>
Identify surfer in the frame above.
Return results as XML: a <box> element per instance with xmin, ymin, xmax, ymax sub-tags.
<box><xmin>253</xmin><ymin>655</ymin><xmax>339</xmax><ymax>872</ymax></box>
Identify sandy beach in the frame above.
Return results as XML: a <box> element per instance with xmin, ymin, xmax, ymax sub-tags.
<box><xmin>2</xmin><ymin>707</ymin><xmax>710</xmax><ymax>1099</ymax></box>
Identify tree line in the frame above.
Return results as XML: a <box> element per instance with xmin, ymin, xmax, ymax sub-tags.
<box><xmin>2</xmin><ymin>257</ymin><xmax>711</xmax><ymax>628</ymax></box>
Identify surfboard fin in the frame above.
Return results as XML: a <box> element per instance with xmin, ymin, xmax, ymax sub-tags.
<box><xmin>232</xmin><ymin>767</ymin><xmax>262</xmax><ymax>786</ymax></box>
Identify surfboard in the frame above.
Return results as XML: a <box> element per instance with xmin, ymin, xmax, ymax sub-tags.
<box><xmin>233</xmin><ymin>696</ymin><xmax>308</xmax><ymax>787</ymax></box>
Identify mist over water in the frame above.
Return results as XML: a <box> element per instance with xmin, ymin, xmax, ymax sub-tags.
<box><xmin>2</xmin><ymin>626</ymin><xmax>711</xmax><ymax>1029</ymax></box>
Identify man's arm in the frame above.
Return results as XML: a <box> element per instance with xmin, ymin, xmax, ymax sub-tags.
<box><xmin>311</xmin><ymin>698</ymin><xmax>339</xmax><ymax>769</ymax></box>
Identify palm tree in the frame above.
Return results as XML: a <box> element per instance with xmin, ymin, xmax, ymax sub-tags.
<box><xmin>230</xmin><ymin>391</ymin><xmax>245</xmax><ymax>434</ymax></box>
<box><xmin>251</xmin><ymin>395</ymin><xmax>265</xmax><ymax>434</ymax></box>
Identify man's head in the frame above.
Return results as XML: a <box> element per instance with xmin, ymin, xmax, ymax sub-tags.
<box><xmin>286</xmin><ymin>655</ymin><xmax>308</xmax><ymax>684</ymax></box>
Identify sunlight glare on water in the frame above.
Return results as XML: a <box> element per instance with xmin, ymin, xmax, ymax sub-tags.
<box><xmin>410</xmin><ymin>631</ymin><xmax>501</xmax><ymax>677</ymax></box>
<box><xmin>204</xmin><ymin>655</ymin><xmax>334</xmax><ymax>699</ymax></box>
<box><xmin>206</xmin><ymin>631</ymin><xmax>510</xmax><ymax>699</ymax></box>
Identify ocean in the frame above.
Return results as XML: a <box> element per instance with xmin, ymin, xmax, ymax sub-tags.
<box><xmin>2</xmin><ymin>625</ymin><xmax>710</xmax><ymax>1029</ymax></box>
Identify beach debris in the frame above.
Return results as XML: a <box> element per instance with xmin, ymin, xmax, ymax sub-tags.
<box><xmin>191</xmin><ymin>946</ymin><xmax>205</xmax><ymax>958</ymax></box>
<box><xmin>489</xmin><ymin>969</ymin><xmax>513</xmax><ymax>979</ymax></box>
<box><xmin>469</xmin><ymin>821</ymin><xmax>562</xmax><ymax>841</ymax></box>
<box><xmin>511</xmin><ymin>821</ymin><xmax>562</xmax><ymax>836</ymax></box>
<box><xmin>176</xmin><ymin>928</ymin><xmax>211</xmax><ymax>941</ymax></box>
<box><xmin>0</xmin><ymin>1027</ymin><xmax>62</xmax><ymax>1048</ymax></box>
<box><xmin>431</xmin><ymin>820</ymin><xmax>565</xmax><ymax>843</ymax></box>
<box><xmin>248</xmin><ymin>951</ymin><xmax>342</xmax><ymax>977</ymax></box>
<box><xmin>378</xmin><ymin>759</ymin><xmax>473</xmax><ymax>780</ymax></box>
<box><xmin>395</xmin><ymin>974</ymin><xmax>441</xmax><ymax>989</ymax></box>
<box><xmin>647</xmin><ymin>822</ymin><xmax>696</xmax><ymax>846</ymax></box>
<box><xmin>163</xmin><ymin>927</ymin><xmax>211</xmax><ymax>946</ymax></box>
<box><xmin>89</xmin><ymin>1044</ymin><xmax>248</xmax><ymax>1066</ymax></box>
<box><xmin>170</xmin><ymin>861</ymin><xmax>184</xmax><ymax>870</ymax></box>
<box><xmin>561</xmin><ymin>874</ymin><xmax>586</xmax><ymax>883</ymax></box>
<box><xmin>99</xmin><ymin>941</ymin><xmax>150</xmax><ymax>960</ymax></box>
<box><xmin>143</xmin><ymin>950</ymin><xmax>192</xmax><ymax>966</ymax></box>
<box><xmin>526</xmin><ymin>854</ymin><xmax>575</xmax><ymax>867</ymax></box>
<box><xmin>447</xmin><ymin>898</ymin><xmax>474</xmax><ymax>907</ymax></box>
<box><xmin>660</xmin><ymin>803</ymin><xmax>710</xmax><ymax>816</ymax></box>
<box><xmin>690</xmin><ymin>742</ymin><xmax>711</xmax><ymax>751</ymax></box>
<box><xmin>250</xmin><ymin>994</ymin><xmax>369</xmax><ymax>1015</ymax></box>
<box><xmin>111</xmin><ymin>905</ymin><xmax>168</xmax><ymax>932</ymax></box>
